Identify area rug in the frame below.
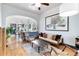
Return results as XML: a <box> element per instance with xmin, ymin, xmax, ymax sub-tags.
<box><xmin>22</xmin><ymin>43</ymin><xmax>57</xmax><ymax>56</ymax></box>
<box><xmin>22</xmin><ymin>43</ymin><xmax>42</xmax><ymax>56</ymax></box>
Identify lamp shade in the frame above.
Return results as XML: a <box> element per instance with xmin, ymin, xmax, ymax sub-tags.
<box><xmin>59</xmin><ymin>3</ymin><xmax>79</xmax><ymax>16</ymax></box>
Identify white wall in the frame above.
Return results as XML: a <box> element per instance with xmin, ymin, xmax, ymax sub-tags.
<box><xmin>39</xmin><ymin>6</ymin><xmax>79</xmax><ymax>46</ymax></box>
<box><xmin>1</xmin><ymin>4</ymin><xmax>40</xmax><ymax>27</ymax></box>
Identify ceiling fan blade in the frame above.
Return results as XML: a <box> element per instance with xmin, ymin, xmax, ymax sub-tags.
<box><xmin>41</xmin><ymin>3</ymin><xmax>49</xmax><ymax>6</ymax></box>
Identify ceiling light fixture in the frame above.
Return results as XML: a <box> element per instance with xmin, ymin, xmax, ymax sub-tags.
<box><xmin>28</xmin><ymin>3</ymin><xmax>41</xmax><ymax>10</ymax></box>
<box><xmin>29</xmin><ymin>3</ymin><xmax>49</xmax><ymax>10</ymax></box>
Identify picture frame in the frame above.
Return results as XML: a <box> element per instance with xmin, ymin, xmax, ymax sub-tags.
<box><xmin>45</xmin><ymin>13</ymin><xmax>69</xmax><ymax>31</ymax></box>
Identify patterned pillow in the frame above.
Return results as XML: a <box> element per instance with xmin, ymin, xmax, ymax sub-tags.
<box><xmin>43</xmin><ymin>33</ymin><xmax>47</xmax><ymax>38</ymax></box>
<box><xmin>39</xmin><ymin>32</ymin><xmax>43</xmax><ymax>37</ymax></box>
<box><xmin>55</xmin><ymin>35</ymin><xmax>61</xmax><ymax>41</ymax></box>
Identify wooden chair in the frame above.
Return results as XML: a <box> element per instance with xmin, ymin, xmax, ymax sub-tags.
<box><xmin>41</xmin><ymin>44</ymin><xmax>78</xmax><ymax>56</ymax></box>
<box><xmin>41</xmin><ymin>45</ymin><xmax>62</xmax><ymax>56</ymax></box>
<box><xmin>60</xmin><ymin>45</ymin><xmax>78</xmax><ymax>56</ymax></box>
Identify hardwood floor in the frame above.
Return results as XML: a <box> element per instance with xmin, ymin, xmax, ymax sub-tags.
<box><xmin>5</xmin><ymin>42</ymin><xmax>29</xmax><ymax>56</ymax></box>
<box><xmin>0</xmin><ymin>48</ymin><xmax>4</xmax><ymax>56</ymax></box>
<box><xmin>0</xmin><ymin>42</ymin><xmax>29</xmax><ymax>56</ymax></box>
<box><xmin>6</xmin><ymin>47</ymin><xmax>28</xmax><ymax>56</ymax></box>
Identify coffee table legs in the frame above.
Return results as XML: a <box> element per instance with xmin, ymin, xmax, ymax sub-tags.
<box><xmin>38</xmin><ymin>47</ymin><xmax>40</xmax><ymax>53</ymax></box>
<box><xmin>32</xmin><ymin>43</ymin><xmax>40</xmax><ymax>53</ymax></box>
<box><xmin>32</xmin><ymin>43</ymin><xmax>33</xmax><ymax>47</ymax></box>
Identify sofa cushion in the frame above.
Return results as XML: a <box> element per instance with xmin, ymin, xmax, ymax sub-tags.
<box><xmin>47</xmin><ymin>34</ymin><xmax>52</xmax><ymax>39</ymax></box>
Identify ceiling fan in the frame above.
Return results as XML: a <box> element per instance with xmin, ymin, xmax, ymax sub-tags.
<box><xmin>38</xmin><ymin>3</ymin><xmax>49</xmax><ymax>10</ymax></box>
<box><xmin>41</xmin><ymin>3</ymin><xmax>49</xmax><ymax>6</ymax></box>
<box><xmin>32</xmin><ymin>3</ymin><xmax>49</xmax><ymax>10</ymax></box>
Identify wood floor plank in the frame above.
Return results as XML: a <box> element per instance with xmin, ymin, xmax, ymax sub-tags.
<box><xmin>6</xmin><ymin>47</ymin><xmax>28</xmax><ymax>56</ymax></box>
<box><xmin>0</xmin><ymin>48</ymin><xmax>4</xmax><ymax>56</ymax></box>
<box><xmin>6</xmin><ymin>42</ymin><xmax>29</xmax><ymax>56</ymax></box>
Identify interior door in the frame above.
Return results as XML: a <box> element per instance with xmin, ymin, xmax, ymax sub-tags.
<box><xmin>0</xmin><ymin>27</ymin><xmax>3</xmax><ymax>55</ymax></box>
<box><xmin>0</xmin><ymin>27</ymin><xmax>6</xmax><ymax>56</ymax></box>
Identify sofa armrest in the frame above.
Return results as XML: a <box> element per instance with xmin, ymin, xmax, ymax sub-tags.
<box><xmin>39</xmin><ymin>37</ymin><xmax>58</xmax><ymax>44</ymax></box>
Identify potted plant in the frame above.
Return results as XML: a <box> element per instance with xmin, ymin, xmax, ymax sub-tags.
<box><xmin>6</xmin><ymin>27</ymin><xmax>14</xmax><ymax>38</ymax></box>
<box><xmin>6</xmin><ymin>26</ymin><xmax>14</xmax><ymax>47</ymax></box>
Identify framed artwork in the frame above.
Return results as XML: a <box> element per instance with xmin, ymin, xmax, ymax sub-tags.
<box><xmin>45</xmin><ymin>13</ymin><xmax>69</xmax><ymax>31</ymax></box>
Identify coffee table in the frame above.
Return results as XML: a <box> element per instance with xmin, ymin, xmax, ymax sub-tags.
<box><xmin>31</xmin><ymin>40</ymin><xmax>49</xmax><ymax>53</ymax></box>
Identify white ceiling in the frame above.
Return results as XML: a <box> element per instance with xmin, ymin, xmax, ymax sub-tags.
<box><xmin>6</xmin><ymin>15</ymin><xmax>37</xmax><ymax>25</ymax></box>
<box><xmin>4</xmin><ymin>3</ymin><xmax>62</xmax><ymax>15</ymax></box>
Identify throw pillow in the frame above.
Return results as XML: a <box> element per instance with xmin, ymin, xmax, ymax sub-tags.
<box><xmin>55</xmin><ymin>35</ymin><xmax>61</xmax><ymax>41</ymax></box>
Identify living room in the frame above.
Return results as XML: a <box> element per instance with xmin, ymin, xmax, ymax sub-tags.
<box><xmin>0</xmin><ymin>3</ymin><xmax>79</xmax><ymax>56</ymax></box>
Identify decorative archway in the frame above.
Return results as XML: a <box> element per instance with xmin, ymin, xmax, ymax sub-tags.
<box><xmin>6</xmin><ymin>15</ymin><xmax>38</xmax><ymax>42</ymax></box>
<box><xmin>6</xmin><ymin>15</ymin><xmax>37</xmax><ymax>32</ymax></box>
